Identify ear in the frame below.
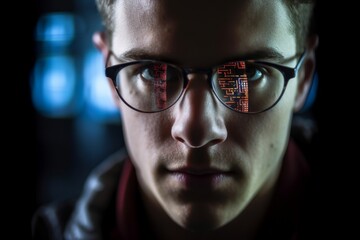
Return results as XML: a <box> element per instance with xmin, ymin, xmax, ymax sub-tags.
<box><xmin>93</xmin><ymin>31</ymin><xmax>122</xmax><ymax>109</ymax></box>
<box><xmin>93</xmin><ymin>31</ymin><xmax>110</xmax><ymax>64</ymax></box>
<box><xmin>293</xmin><ymin>35</ymin><xmax>319</xmax><ymax>112</ymax></box>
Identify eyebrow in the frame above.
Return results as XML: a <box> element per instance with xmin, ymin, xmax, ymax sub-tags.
<box><xmin>237</xmin><ymin>47</ymin><xmax>286</xmax><ymax>62</ymax></box>
<box><xmin>113</xmin><ymin>49</ymin><xmax>169</xmax><ymax>62</ymax></box>
<box><xmin>113</xmin><ymin>47</ymin><xmax>287</xmax><ymax>64</ymax></box>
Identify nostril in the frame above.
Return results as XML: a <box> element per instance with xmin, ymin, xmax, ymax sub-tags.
<box><xmin>175</xmin><ymin>137</ymin><xmax>185</xmax><ymax>143</ymax></box>
<box><xmin>210</xmin><ymin>139</ymin><xmax>224</xmax><ymax>146</ymax></box>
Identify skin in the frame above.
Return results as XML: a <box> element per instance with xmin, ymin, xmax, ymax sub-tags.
<box><xmin>94</xmin><ymin>0</ymin><xmax>317</xmax><ymax>239</ymax></box>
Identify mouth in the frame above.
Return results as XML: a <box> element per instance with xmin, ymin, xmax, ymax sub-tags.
<box><xmin>167</xmin><ymin>167</ymin><xmax>233</xmax><ymax>188</ymax></box>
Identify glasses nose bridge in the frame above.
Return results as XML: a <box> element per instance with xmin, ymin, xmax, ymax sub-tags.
<box><xmin>182</xmin><ymin>67</ymin><xmax>213</xmax><ymax>87</ymax></box>
<box><xmin>184</xmin><ymin>67</ymin><xmax>212</xmax><ymax>75</ymax></box>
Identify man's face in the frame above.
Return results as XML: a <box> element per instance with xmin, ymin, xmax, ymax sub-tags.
<box><xmin>110</xmin><ymin>0</ymin><xmax>300</xmax><ymax>231</ymax></box>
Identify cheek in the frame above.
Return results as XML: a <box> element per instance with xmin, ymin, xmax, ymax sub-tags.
<box><xmin>120</xmin><ymin>108</ymin><xmax>172</xmax><ymax>167</ymax></box>
<box><xmin>121</xmin><ymin>110</ymin><xmax>157</xmax><ymax>190</ymax></box>
<box><xmin>255</xmin><ymin>82</ymin><xmax>297</xmax><ymax>165</ymax></box>
<box><xmin>265</xmin><ymin>86</ymin><xmax>297</xmax><ymax>143</ymax></box>
<box><xmin>228</xmin><ymin>82</ymin><xmax>297</xmax><ymax>179</ymax></box>
<box><xmin>259</xmin><ymin>79</ymin><xmax>298</xmax><ymax>143</ymax></box>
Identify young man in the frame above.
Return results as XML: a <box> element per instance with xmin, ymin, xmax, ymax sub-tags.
<box><xmin>33</xmin><ymin>0</ymin><xmax>318</xmax><ymax>239</ymax></box>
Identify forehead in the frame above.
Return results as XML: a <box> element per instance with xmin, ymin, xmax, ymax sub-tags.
<box><xmin>112</xmin><ymin>0</ymin><xmax>295</xmax><ymax>65</ymax></box>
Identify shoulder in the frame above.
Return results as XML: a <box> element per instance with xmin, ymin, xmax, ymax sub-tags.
<box><xmin>32</xmin><ymin>149</ymin><xmax>128</xmax><ymax>240</ymax></box>
<box><xmin>32</xmin><ymin>201</ymin><xmax>75</xmax><ymax>240</ymax></box>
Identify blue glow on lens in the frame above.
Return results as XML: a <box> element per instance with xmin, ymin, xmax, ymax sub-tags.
<box><xmin>82</xmin><ymin>50</ymin><xmax>119</xmax><ymax>120</ymax></box>
<box><xmin>36</xmin><ymin>12</ymin><xmax>75</xmax><ymax>44</ymax></box>
<box><xmin>32</xmin><ymin>55</ymin><xmax>78</xmax><ymax>117</ymax></box>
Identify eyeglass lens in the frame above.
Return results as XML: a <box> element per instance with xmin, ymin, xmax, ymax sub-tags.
<box><xmin>115</xmin><ymin>61</ymin><xmax>285</xmax><ymax>113</ymax></box>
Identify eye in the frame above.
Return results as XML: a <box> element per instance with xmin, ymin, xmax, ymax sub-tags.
<box><xmin>245</xmin><ymin>65</ymin><xmax>265</xmax><ymax>81</ymax></box>
<box><xmin>140</xmin><ymin>64</ymin><xmax>166</xmax><ymax>81</ymax></box>
<box><xmin>141</xmin><ymin>68</ymin><xmax>154</xmax><ymax>80</ymax></box>
<box><xmin>139</xmin><ymin>63</ymin><xmax>179</xmax><ymax>82</ymax></box>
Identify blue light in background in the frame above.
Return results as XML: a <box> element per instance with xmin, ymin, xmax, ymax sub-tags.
<box><xmin>32</xmin><ymin>12</ymin><xmax>79</xmax><ymax>118</ymax></box>
<box><xmin>32</xmin><ymin>55</ymin><xmax>78</xmax><ymax>117</ymax></box>
<box><xmin>82</xmin><ymin>49</ymin><xmax>119</xmax><ymax>121</ymax></box>
<box><xmin>36</xmin><ymin>12</ymin><xmax>75</xmax><ymax>45</ymax></box>
<box><xmin>33</xmin><ymin>11</ymin><xmax>119</xmax><ymax>121</ymax></box>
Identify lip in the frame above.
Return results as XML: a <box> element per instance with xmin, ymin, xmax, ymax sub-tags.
<box><xmin>172</xmin><ymin>167</ymin><xmax>230</xmax><ymax>175</ymax></box>
<box><xmin>167</xmin><ymin>167</ymin><xmax>233</xmax><ymax>188</ymax></box>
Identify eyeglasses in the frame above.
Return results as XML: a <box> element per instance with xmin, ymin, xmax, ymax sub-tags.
<box><xmin>105</xmin><ymin>51</ymin><xmax>306</xmax><ymax>113</ymax></box>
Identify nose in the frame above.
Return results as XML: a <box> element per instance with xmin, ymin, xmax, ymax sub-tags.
<box><xmin>171</xmin><ymin>73</ymin><xmax>227</xmax><ymax>148</ymax></box>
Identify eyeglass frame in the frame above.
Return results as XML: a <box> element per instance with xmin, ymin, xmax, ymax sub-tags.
<box><xmin>105</xmin><ymin>50</ymin><xmax>307</xmax><ymax>114</ymax></box>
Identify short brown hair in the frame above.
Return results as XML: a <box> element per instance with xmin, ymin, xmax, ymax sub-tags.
<box><xmin>94</xmin><ymin>0</ymin><xmax>115</xmax><ymax>38</ymax></box>
<box><xmin>284</xmin><ymin>0</ymin><xmax>317</xmax><ymax>50</ymax></box>
<box><xmin>95</xmin><ymin>0</ymin><xmax>316</xmax><ymax>50</ymax></box>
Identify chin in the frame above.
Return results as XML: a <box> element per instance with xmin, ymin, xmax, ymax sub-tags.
<box><xmin>173</xmin><ymin>204</ymin><xmax>230</xmax><ymax>232</ymax></box>
<box><xmin>181</xmin><ymin>221</ymin><xmax>223</xmax><ymax>233</ymax></box>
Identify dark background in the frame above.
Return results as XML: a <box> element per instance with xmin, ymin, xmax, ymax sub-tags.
<box><xmin>18</xmin><ymin>0</ymin><xmax>125</xmax><ymax>238</ymax></box>
<box><xmin>17</xmin><ymin>1</ymin><xmax>352</xmax><ymax>239</ymax></box>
